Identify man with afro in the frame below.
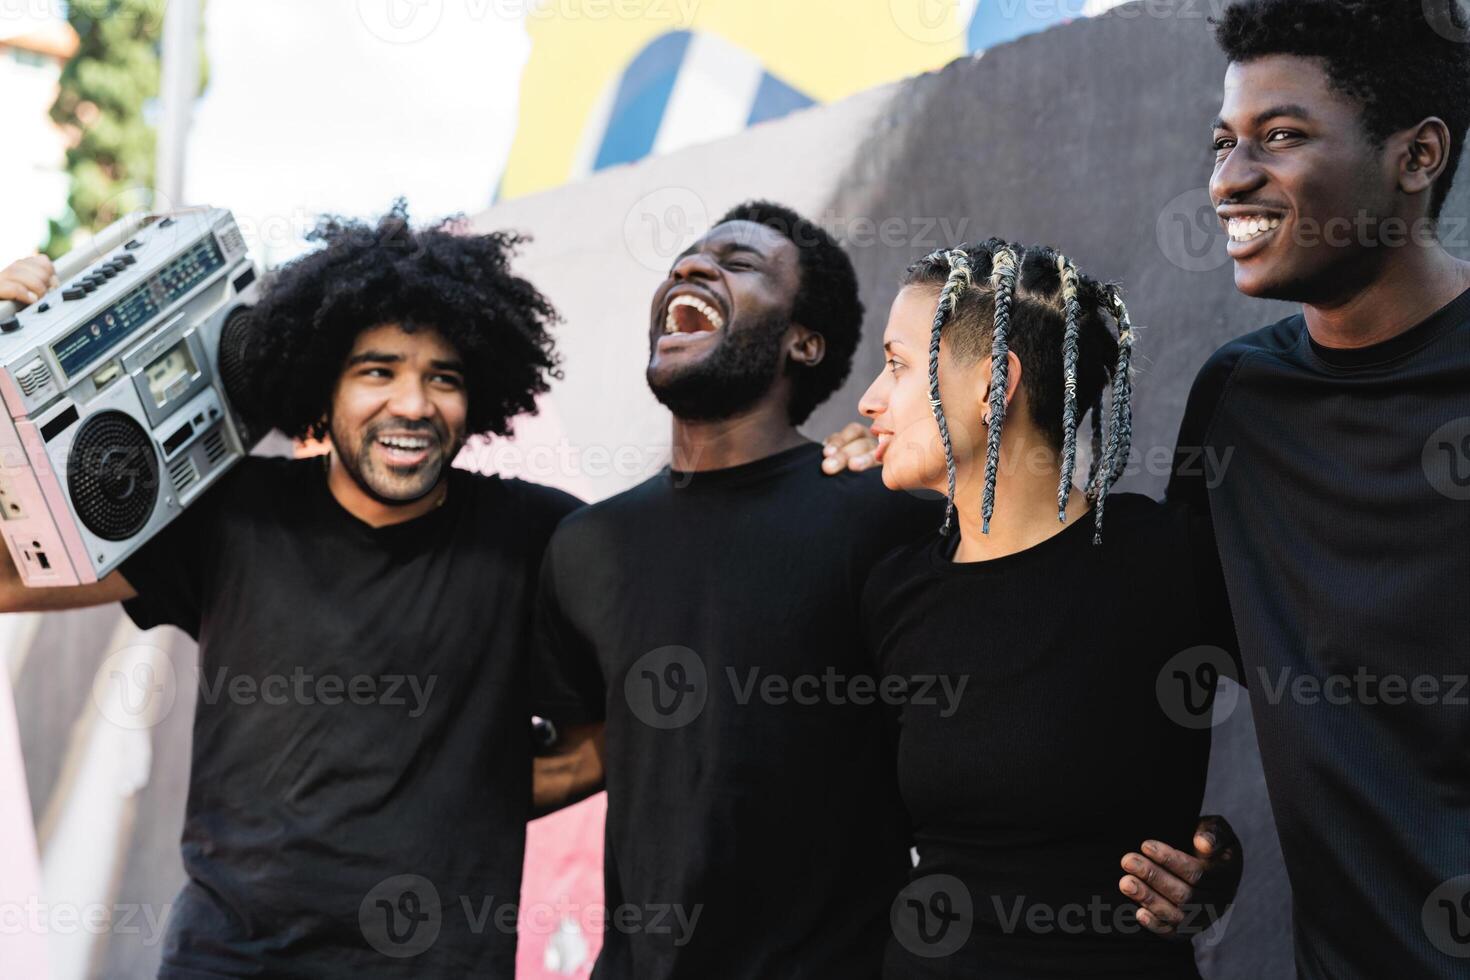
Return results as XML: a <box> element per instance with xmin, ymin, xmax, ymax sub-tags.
<box><xmin>0</xmin><ymin>201</ymin><xmax>582</xmax><ymax>978</ymax></box>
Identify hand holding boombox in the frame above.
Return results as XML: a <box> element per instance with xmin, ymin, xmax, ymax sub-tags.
<box><xmin>0</xmin><ymin>209</ymin><xmax>262</xmax><ymax>587</ymax></box>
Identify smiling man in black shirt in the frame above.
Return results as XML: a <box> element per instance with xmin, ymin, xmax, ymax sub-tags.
<box><xmin>532</xmin><ymin>201</ymin><xmax>940</xmax><ymax>978</ymax></box>
<box><xmin>1165</xmin><ymin>2</ymin><xmax>1470</xmax><ymax>976</ymax></box>
<box><xmin>0</xmin><ymin>204</ymin><xmax>580</xmax><ymax>977</ymax></box>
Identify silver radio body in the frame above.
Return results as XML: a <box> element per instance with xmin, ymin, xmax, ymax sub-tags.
<box><xmin>0</xmin><ymin>208</ymin><xmax>259</xmax><ymax>586</ymax></box>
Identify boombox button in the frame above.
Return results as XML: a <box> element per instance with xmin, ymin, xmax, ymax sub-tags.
<box><xmin>119</xmin><ymin>254</ymin><xmax>137</xmax><ymax>266</ymax></box>
<box><xmin>62</xmin><ymin>288</ymin><xmax>85</xmax><ymax>301</ymax></box>
<box><xmin>124</xmin><ymin>239</ymin><xmax>142</xmax><ymax>250</ymax></box>
<box><xmin>0</xmin><ymin>318</ymin><xmax>19</xmax><ymax>334</ymax></box>
<box><xmin>100</xmin><ymin>267</ymin><xmax>117</xmax><ymax>279</ymax></box>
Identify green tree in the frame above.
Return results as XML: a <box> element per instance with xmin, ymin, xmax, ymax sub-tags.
<box><xmin>45</xmin><ymin>0</ymin><xmax>208</xmax><ymax>257</ymax></box>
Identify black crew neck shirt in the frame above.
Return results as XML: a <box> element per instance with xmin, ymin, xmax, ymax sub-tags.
<box><xmin>119</xmin><ymin>455</ymin><xmax>581</xmax><ymax>979</ymax></box>
<box><xmin>1169</xmin><ymin>286</ymin><xmax>1470</xmax><ymax>978</ymax></box>
<box><xmin>533</xmin><ymin>441</ymin><xmax>940</xmax><ymax>979</ymax></box>
<box><xmin>862</xmin><ymin>493</ymin><xmax>1213</xmax><ymax>979</ymax></box>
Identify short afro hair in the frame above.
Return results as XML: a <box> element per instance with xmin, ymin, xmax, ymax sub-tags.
<box><xmin>1213</xmin><ymin>0</ymin><xmax>1470</xmax><ymax>218</ymax></box>
<box><xmin>238</xmin><ymin>199</ymin><xmax>562</xmax><ymax>441</ymax></box>
<box><xmin>714</xmin><ymin>200</ymin><xmax>863</xmax><ymax>425</ymax></box>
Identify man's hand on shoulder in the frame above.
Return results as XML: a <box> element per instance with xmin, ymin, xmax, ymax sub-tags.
<box><xmin>820</xmin><ymin>421</ymin><xmax>879</xmax><ymax>475</ymax></box>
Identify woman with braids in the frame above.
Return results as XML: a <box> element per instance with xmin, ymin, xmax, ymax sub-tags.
<box><xmin>0</xmin><ymin>202</ymin><xmax>582</xmax><ymax>978</ymax></box>
<box><xmin>857</xmin><ymin>240</ymin><xmax>1235</xmax><ymax>978</ymax></box>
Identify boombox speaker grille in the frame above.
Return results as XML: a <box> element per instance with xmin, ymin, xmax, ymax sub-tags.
<box><xmin>217</xmin><ymin>304</ymin><xmax>265</xmax><ymax>446</ymax></box>
<box><xmin>67</xmin><ymin>411</ymin><xmax>159</xmax><ymax>541</ymax></box>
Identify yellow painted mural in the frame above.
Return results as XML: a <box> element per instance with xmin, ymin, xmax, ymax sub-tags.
<box><xmin>499</xmin><ymin>0</ymin><xmax>973</xmax><ymax>199</ymax></box>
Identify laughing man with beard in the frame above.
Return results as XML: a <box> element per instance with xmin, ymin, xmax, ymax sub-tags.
<box><xmin>530</xmin><ymin>201</ymin><xmax>939</xmax><ymax>977</ymax></box>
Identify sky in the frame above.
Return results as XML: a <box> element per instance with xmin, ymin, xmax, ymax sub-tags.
<box><xmin>184</xmin><ymin>0</ymin><xmax>532</xmax><ymax>266</ymax></box>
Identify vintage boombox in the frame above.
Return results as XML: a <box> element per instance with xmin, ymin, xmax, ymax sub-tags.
<box><xmin>0</xmin><ymin>207</ymin><xmax>262</xmax><ymax>587</ymax></box>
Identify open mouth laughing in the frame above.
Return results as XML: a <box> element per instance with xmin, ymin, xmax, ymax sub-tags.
<box><xmin>654</xmin><ymin>287</ymin><xmax>729</xmax><ymax>354</ymax></box>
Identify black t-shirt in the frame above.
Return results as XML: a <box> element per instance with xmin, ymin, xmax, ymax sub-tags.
<box><xmin>120</xmin><ymin>455</ymin><xmax>580</xmax><ymax>979</ymax></box>
<box><xmin>533</xmin><ymin>441</ymin><xmax>940</xmax><ymax>979</ymax></box>
<box><xmin>862</xmin><ymin>494</ymin><xmax>1213</xmax><ymax>980</ymax></box>
<box><xmin>1169</xmin><ymin>286</ymin><xmax>1470</xmax><ymax>979</ymax></box>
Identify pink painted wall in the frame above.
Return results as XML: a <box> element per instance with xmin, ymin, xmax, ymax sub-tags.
<box><xmin>517</xmin><ymin>796</ymin><xmax>606</xmax><ymax>977</ymax></box>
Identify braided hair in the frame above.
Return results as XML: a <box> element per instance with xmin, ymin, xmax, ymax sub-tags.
<box><xmin>905</xmin><ymin>241</ymin><xmax>1135</xmax><ymax>544</ymax></box>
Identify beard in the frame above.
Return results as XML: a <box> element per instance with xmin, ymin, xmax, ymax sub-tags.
<box><xmin>646</xmin><ymin>308</ymin><xmax>789</xmax><ymax>422</ymax></box>
<box><xmin>328</xmin><ymin>416</ymin><xmax>456</xmax><ymax>506</ymax></box>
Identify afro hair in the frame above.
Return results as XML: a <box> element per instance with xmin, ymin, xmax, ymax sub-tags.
<box><xmin>237</xmin><ymin>199</ymin><xmax>562</xmax><ymax>441</ymax></box>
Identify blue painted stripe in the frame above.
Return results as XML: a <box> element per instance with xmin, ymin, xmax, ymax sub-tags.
<box><xmin>746</xmin><ymin>71</ymin><xmax>816</xmax><ymax>127</ymax></box>
<box><xmin>593</xmin><ymin>30</ymin><xmax>693</xmax><ymax>171</ymax></box>
<box><xmin>968</xmin><ymin>2</ymin><xmax>1070</xmax><ymax>51</ymax></box>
